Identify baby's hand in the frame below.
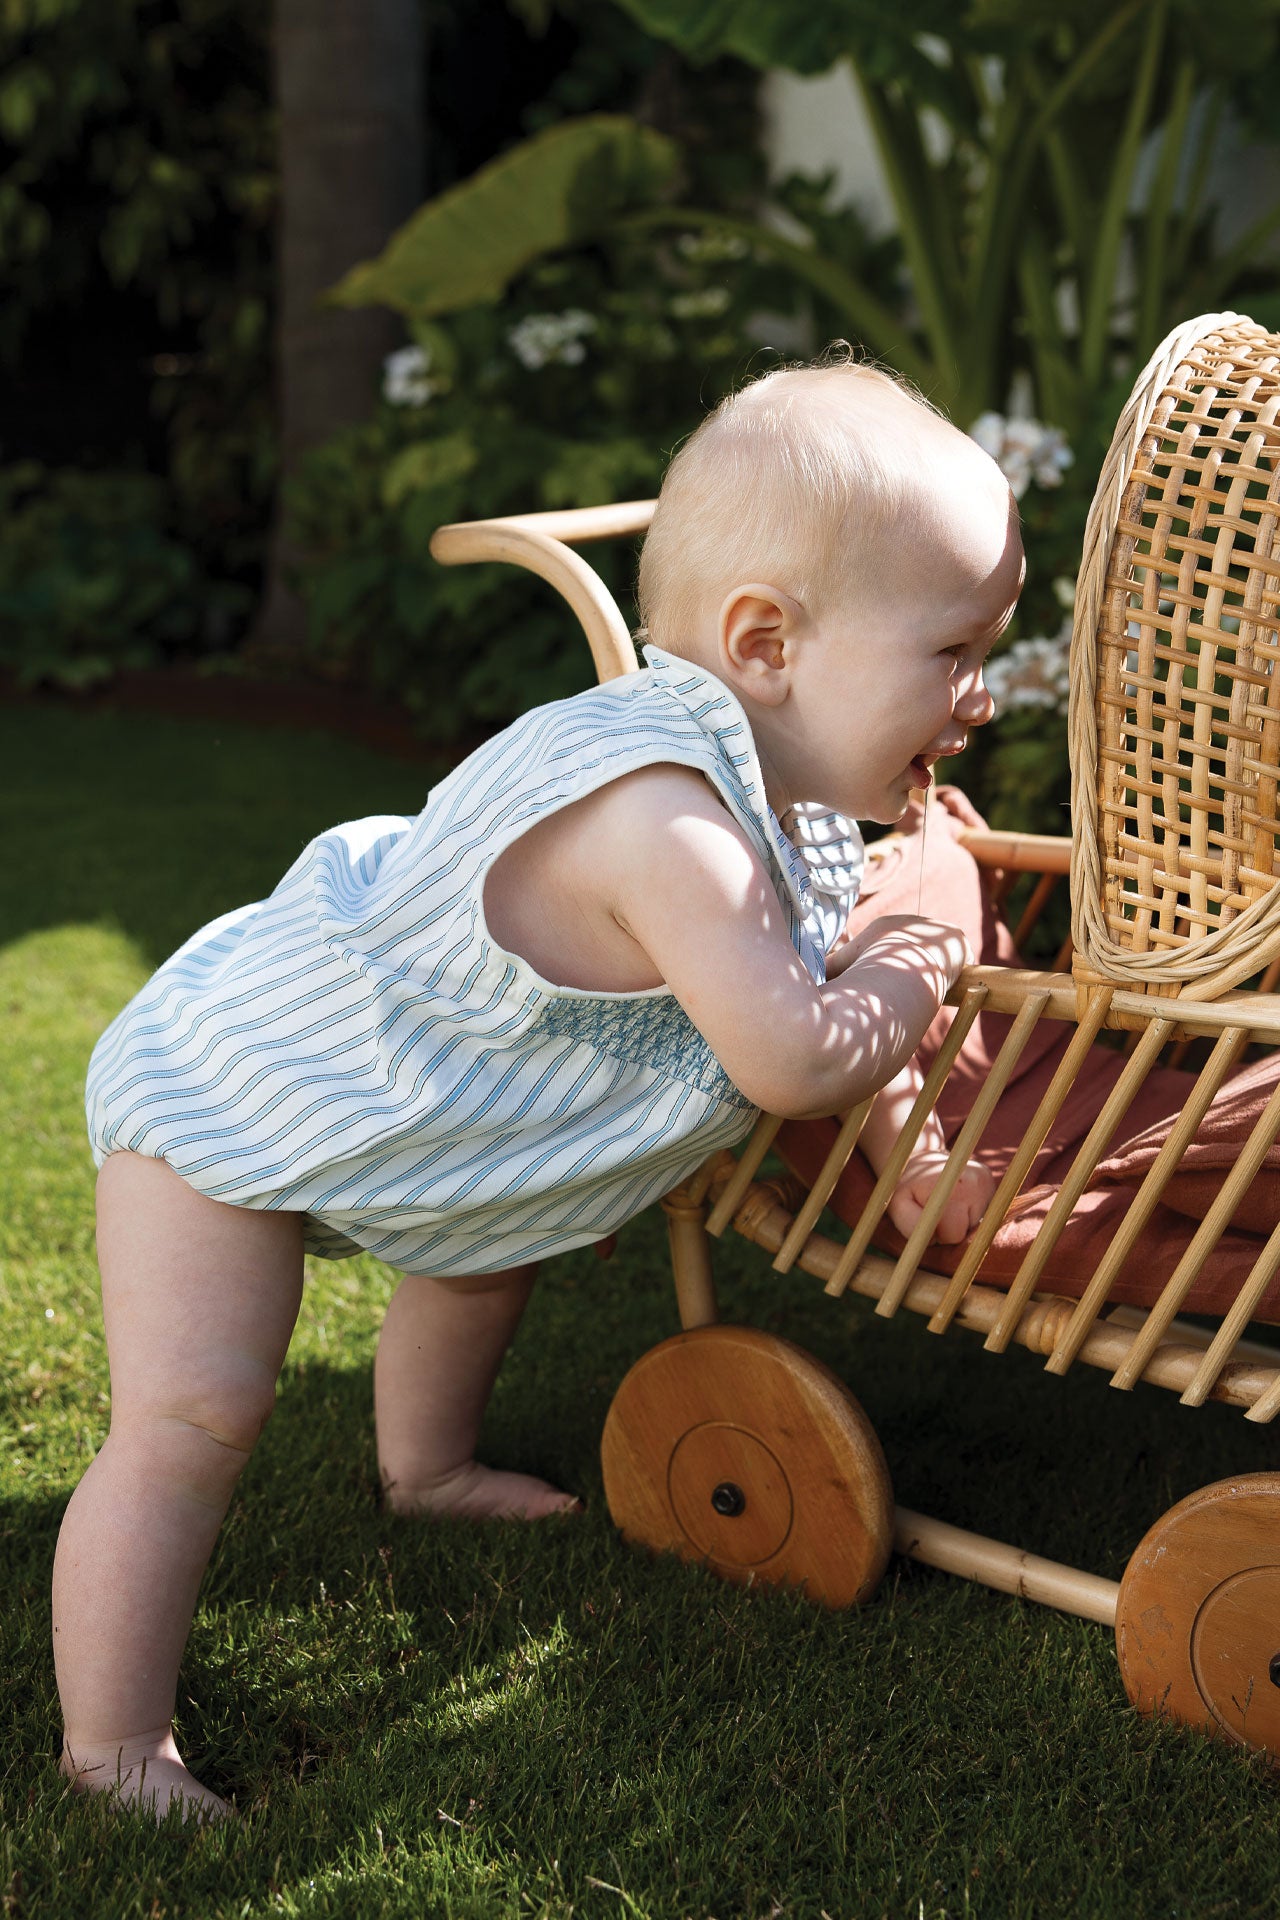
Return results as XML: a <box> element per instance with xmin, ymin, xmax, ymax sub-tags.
<box><xmin>886</xmin><ymin>1150</ymin><xmax>995</xmax><ymax>1246</ymax></box>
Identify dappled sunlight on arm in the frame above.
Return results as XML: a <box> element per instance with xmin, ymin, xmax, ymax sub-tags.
<box><xmin>601</xmin><ymin>768</ymin><xmax>967</xmax><ymax>1119</ymax></box>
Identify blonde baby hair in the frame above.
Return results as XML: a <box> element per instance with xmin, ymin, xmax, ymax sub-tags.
<box><xmin>637</xmin><ymin>353</ymin><xmax>993</xmax><ymax>658</ymax></box>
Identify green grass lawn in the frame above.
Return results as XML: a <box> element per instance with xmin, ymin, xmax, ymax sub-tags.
<box><xmin>2</xmin><ymin>699</ymin><xmax>1279</xmax><ymax>1920</ymax></box>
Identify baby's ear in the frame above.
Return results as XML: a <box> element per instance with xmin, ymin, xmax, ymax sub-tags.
<box><xmin>719</xmin><ymin>583</ymin><xmax>803</xmax><ymax>705</ymax></box>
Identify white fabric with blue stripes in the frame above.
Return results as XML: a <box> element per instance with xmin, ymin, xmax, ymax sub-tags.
<box><xmin>87</xmin><ymin>646</ymin><xmax>865</xmax><ymax>1275</ymax></box>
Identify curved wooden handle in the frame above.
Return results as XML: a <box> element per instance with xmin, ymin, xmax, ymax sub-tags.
<box><xmin>438</xmin><ymin>500</ymin><xmax>656</xmax><ymax>545</ymax></box>
<box><xmin>429</xmin><ymin>516</ymin><xmax>648</xmax><ymax>684</ymax></box>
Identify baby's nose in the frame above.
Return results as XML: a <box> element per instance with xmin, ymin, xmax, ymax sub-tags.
<box><xmin>958</xmin><ymin>680</ymin><xmax>996</xmax><ymax>725</ymax></box>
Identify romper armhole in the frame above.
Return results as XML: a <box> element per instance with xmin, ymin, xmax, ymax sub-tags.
<box><xmin>435</xmin><ymin>653</ymin><xmax>812</xmax><ymax>1036</ymax></box>
<box><xmin>473</xmin><ymin>750</ymin><xmax>741</xmax><ymax>1009</ymax></box>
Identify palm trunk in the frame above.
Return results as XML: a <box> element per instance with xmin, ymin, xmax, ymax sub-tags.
<box><xmin>253</xmin><ymin>0</ymin><xmax>424</xmax><ymax>657</ymax></box>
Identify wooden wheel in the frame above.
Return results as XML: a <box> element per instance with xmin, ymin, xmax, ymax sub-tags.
<box><xmin>1116</xmin><ymin>1473</ymin><xmax>1280</xmax><ymax>1757</ymax></box>
<box><xmin>600</xmin><ymin>1324</ymin><xmax>893</xmax><ymax>1608</ymax></box>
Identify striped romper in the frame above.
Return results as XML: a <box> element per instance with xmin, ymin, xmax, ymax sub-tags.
<box><xmin>86</xmin><ymin>647</ymin><xmax>864</xmax><ymax>1276</ymax></box>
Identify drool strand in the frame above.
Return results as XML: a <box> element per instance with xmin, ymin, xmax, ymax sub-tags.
<box><xmin>916</xmin><ymin>781</ymin><xmax>930</xmax><ymax>916</ymax></box>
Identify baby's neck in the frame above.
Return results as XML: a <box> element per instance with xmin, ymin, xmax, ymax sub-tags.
<box><xmin>756</xmin><ymin>740</ymin><xmax>793</xmax><ymax>818</ymax></box>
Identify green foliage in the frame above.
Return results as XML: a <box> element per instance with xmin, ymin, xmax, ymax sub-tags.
<box><xmin>0</xmin><ymin>463</ymin><xmax>251</xmax><ymax>690</ymax></box>
<box><xmin>517</xmin><ymin>0</ymin><xmax>763</xmax><ymax>209</ymax></box>
<box><xmin>290</xmin><ymin>205</ymin><xmax>873</xmax><ymax>737</ymax></box>
<box><xmin>0</xmin><ymin>0</ymin><xmax>761</xmax><ymax>688</ymax></box>
<box><xmin>287</xmin><ymin>409</ymin><xmax>648</xmax><ymax>738</ymax></box>
<box><xmin>337</xmin><ymin>0</ymin><xmax>1280</xmax><ymax>812</ymax></box>
<box><xmin>607</xmin><ymin>0</ymin><xmax>1280</xmax><ymax>428</ymax></box>
<box><xmin>614</xmin><ymin>0</ymin><xmax>976</xmax><ymax>93</ymax></box>
<box><xmin>0</xmin><ymin>0</ymin><xmax>274</xmax><ymax>333</ymax></box>
<box><xmin>0</xmin><ymin>0</ymin><xmax>276</xmax><ymax>595</ymax></box>
<box><xmin>330</xmin><ymin>115</ymin><xmax>681</xmax><ymax>320</ymax></box>
<box><xmin>939</xmin><ymin>432</ymin><xmax>1096</xmax><ymax>838</ymax></box>
<box><xmin>382</xmin><ymin>2</ymin><xmax>1280</xmax><ymax>433</ymax></box>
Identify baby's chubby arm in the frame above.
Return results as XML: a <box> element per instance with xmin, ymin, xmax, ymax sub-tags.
<box><xmin>855</xmin><ymin>1060</ymin><xmax>996</xmax><ymax>1243</ymax></box>
<box><xmin>595</xmin><ymin>766</ymin><xmax>972</xmax><ymax>1120</ymax></box>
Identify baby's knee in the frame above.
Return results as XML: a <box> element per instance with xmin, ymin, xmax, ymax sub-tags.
<box><xmin>116</xmin><ymin>1367</ymin><xmax>280</xmax><ymax>1471</ymax></box>
<box><xmin>183</xmin><ymin>1380</ymin><xmax>278</xmax><ymax>1459</ymax></box>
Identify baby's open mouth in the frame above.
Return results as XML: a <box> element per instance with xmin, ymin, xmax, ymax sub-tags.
<box><xmin>907</xmin><ymin>755</ymin><xmax>934</xmax><ymax>788</ymax></box>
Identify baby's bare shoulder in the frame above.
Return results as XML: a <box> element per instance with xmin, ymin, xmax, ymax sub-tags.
<box><xmin>585</xmin><ymin>762</ymin><xmax>755</xmax><ymax>865</ymax></box>
<box><xmin>484</xmin><ymin>762</ymin><xmax>757</xmax><ymax>994</ymax></box>
<box><xmin>590</xmin><ymin>760</ymin><xmax>729</xmax><ymax>818</ymax></box>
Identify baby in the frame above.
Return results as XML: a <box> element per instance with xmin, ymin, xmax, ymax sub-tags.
<box><xmin>54</xmin><ymin>360</ymin><xmax>1023</xmax><ymax>1821</ymax></box>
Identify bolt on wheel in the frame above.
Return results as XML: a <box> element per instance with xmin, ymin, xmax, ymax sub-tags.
<box><xmin>601</xmin><ymin>1324</ymin><xmax>893</xmax><ymax>1609</ymax></box>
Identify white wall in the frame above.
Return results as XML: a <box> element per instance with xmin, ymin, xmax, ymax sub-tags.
<box><xmin>762</xmin><ymin>64</ymin><xmax>893</xmax><ymax>233</ymax></box>
<box><xmin>762</xmin><ymin>61</ymin><xmax>1280</xmax><ymax>261</ymax></box>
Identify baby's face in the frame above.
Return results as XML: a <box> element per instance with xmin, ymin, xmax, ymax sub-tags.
<box><xmin>788</xmin><ymin>485</ymin><xmax>1023</xmax><ymax>822</ymax></box>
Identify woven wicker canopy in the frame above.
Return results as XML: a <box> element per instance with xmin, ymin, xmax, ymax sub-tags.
<box><xmin>1070</xmin><ymin>313</ymin><xmax>1280</xmax><ymax>1000</ymax></box>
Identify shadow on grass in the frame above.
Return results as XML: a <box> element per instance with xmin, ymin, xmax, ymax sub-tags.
<box><xmin>7</xmin><ymin>1300</ymin><xmax>1280</xmax><ymax>1918</ymax></box>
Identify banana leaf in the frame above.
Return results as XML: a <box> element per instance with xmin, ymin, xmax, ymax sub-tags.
<box><xmin>328</xmin><ymin>115</ymin><xmax>679</xmax><ymax>319</ymax></box>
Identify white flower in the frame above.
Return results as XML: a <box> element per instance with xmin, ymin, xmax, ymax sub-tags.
<box><xmin>985</xmin><ymin>619</ymin><xmax>1072</xmax><ymax>715</ymax></box>
<box><xmin>969</xmin><ymin>411</ymin><xmax>1074</xmax><ymax>499</ymax></box>
<box><xmin>969</xmin><ymin>411</ymin><xmax>1006</xmax><ymax>460</ymax></box>
<box><xmin>507</xmin><ymin>309</ymin><xmax>597</xmax><ymax>371</ymax></box>
<box><xmin>1052</xmin><ymin>575</ymin><xmax>1077</xmax><ymax>611</ymax></box>
<box><xmin>1031</xmin><ymin>428</ymin><xmax>1073</xmax><ymax>489</ymax></box>
<box><xmin>669</xmin><ymin>287</ymin><xmax>732</xmax><ymax>320</ymax></box>
<box><xmin>383</xmin><ymin>344</ymin><xmax>436</xmax><ymax>408</ymax></box>
<box><xmin>675</xmin><ymin>230</ymin><xmax>749</xmax><ymax>263</ymax></box>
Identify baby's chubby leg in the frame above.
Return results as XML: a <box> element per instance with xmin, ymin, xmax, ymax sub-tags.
<box><xmin>53</xmin><ymin>1151</ymin><xmax>304</xmax><ymax>1821</ymax></box>
<box><xmin>375</xmin><ymin>1265</ymin><xmax>580</xmax><ymax>1520</ymax></box>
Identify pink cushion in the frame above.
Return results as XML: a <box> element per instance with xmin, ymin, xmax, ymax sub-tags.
<box><xmin>850</xmin><ymin>788</ymin><xmax>1063</xmax><ymax>1146</ymax></box>
<box><xmin>1091</xmin><ymin>1049</ymin><xmax>1280</xmax><ymax>1235</ymax></box>
<box><xmin>776</xmin><ymin>789</ymin><xmax>1280</xmax><ymax>1321</ymax></box>
<box><xmin>775</xmin><ymin>1115</ymin><xmax>1280</xmax><ymax>1321</ymax></box>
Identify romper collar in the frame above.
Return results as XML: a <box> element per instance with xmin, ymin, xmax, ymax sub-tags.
<box><xmin>781</xmin><ymin>800</ymin><xmax>865</xmax><ymax>908</ymax></box>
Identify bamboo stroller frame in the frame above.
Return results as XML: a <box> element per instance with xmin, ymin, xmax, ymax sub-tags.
<box><xmin>431</xmin><ymin>314</ymin><xmax>1280</xmax><ymax>1760</ymax></box>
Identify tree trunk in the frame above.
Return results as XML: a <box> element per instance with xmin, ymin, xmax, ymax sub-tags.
<box><xmin>252</xmin><ymin>0</ymin><xmax>424</xmax><ymax>658</ymax></box>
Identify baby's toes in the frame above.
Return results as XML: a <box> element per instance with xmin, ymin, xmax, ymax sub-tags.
<box><xmin>454</xmin><ymin>1468</ymin><xmax>582</xmax><ymax>1521</ymax></box>
<box><xmin>514</xmin><ymin>1479</ymin><xmax>584</xmax><ymax>1521</ymax></box>
<box><xmin>390</xmin><ymin>1463</ymin><xmax>582</xmax><ymax>1522</ymax></box>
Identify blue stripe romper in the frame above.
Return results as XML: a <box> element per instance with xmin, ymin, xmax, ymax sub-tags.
<box><xmin>86</xmin><ymin>647</ymin><xmax>864</xmax><ymax>1275</ymax></box>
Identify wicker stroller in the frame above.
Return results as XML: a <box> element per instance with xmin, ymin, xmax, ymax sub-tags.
<box><xmin>431</xmin><ymin>314</ymin><xmax>1280</xmax><ymax>1761</ymax></box>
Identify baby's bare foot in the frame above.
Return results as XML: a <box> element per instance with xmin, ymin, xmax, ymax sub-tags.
<box><xmin>384</xmin><ymin>1460</ymin><xmax>582</xmax><ymax>1521</ymax></box>
<box><xmin>61</xmin><ymin>1736</ymin><xmax>232</xmax><ymax>1824</ymax></box>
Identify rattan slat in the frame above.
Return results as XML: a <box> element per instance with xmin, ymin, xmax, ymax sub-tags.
<box><xmin>771</xmin><ymin>1098</ymin><xmax>873</xmax><ymax>1274</ymax></box>
<box><xmin>1244</xmin><ymin>1367</ymin><xmax>1280</xmax><ymax>1423</ymax></box>
<box><xmin>705</xmin><ymin>1111</ymin><xmax>783</xmax><ymax>1237</ymax></box>
<box><xmin>927</xmin><ymin>986</ymin><xmax>1114</xmax><ymax>1347</ymax></box>
<box><xmin>1180</xmin><ymin>1209</ymin><xmax>1280</xmax><ymax>1407</ymax></box>
<box><xmin>719</xmin><ymin>1169</ymin><xmax>1280</xmax><ymax>1416</ymax></box>
<box><xmin>1043</xmin><ymin>1025</ymin><xmax>1247</xmax><ymax>1379</ymax></box>
<box><xmin>996</xmin><ymin>1017</ymin><xmax>1175</xmax><ymax>1358</ymax></box>
<box><xmin>824</xmin><ymin>986</ymin><xmax>989</xmax><ymax>1303</ymax></box>
<box><xmin>919</xmin><ymin>993</ymin><xmax>1052</xmax><ymax>1334</ymax></box>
